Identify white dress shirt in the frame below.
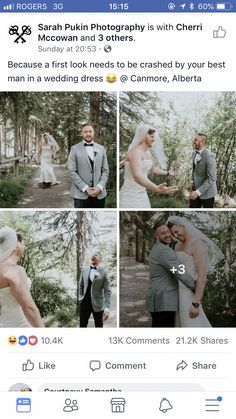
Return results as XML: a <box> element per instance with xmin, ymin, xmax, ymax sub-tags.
<box><xmin>194</xmin><ymin>147</ymin><xmax>205</xmax><ymax>196</ymax></box>
<box><xmin>82</xmin><ymin>141</ymin><xmax>103</xmax><ymax>193</ymax></box>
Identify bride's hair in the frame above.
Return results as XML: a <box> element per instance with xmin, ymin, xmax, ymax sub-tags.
<box><xmin>16</xmin><ymin>233</ymin><xmax>23</xmax><ymax>242</ymax></box>
<box><xmin>147</xmin><ymin>128</ymin><xmax>156</xmax><ymax>136</ymax></box>
<box><xmin>127</xmin><ymin>124</ymin><xmax>167</xmax><ymax>169</ymax></box>
<box><xmin>167</xmin><ymin>215</ymin><xmax>224</xmax><ymax>272</ymax></box>
<box><xmin>167</xmin><ymin>221</ymin><xmax>185</xmax><ymax>231</ymax></box>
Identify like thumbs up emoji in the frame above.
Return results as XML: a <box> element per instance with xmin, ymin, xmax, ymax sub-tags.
<box><xmin>22</xmin><ymin>359</ymin><xmax>34</xmax><ymax>371</ymax></box>
<box><xmin>213</xmin><ymin>26</ymin><xmax>226</xmax><ymax>38</ymax></box>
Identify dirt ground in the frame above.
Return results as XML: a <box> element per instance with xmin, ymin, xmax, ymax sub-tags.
<box><xmin>120</xmin><ymin>257</ymin><xmax>151</xmax><ymax>327</ymax></box>
<box><xmin>17</xmin><ymin>164</ymin><xmax>73</xmax><ymax>208</ymax></box>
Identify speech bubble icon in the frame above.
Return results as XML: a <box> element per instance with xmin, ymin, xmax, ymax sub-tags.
<box><xmin>89</xmin><ymin>360</ymin><xmax>101</xmax><ymax>371</ymax></box>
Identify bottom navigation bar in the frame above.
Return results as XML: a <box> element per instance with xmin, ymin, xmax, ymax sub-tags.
<box><xmin>0</xmin><ymin>392</ymin><xmax>234</xmax><ymax>418</ymax></box>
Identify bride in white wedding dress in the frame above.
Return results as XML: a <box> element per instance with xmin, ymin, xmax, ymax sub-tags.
<box><xmin>167</xmin><ymin>216</ymin><xmax>224</xmax><ymax>327</ymax></box>
<box><xmin>39</xmin><ymin>133</ymin><xmax>60</xmax><ymax>188</ymax></box>
<box><xmin>0</xmin><ymin>228</ymin><xmax>44</xmax><ymax>327</ymax></box>
<box><xmin>120</xmin><ymin>124</ymin><xmax>177</xmax><ymax>208</ymax></box>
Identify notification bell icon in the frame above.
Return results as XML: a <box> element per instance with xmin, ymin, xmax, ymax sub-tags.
<box><xmin>159</xmin><ymin>398</ymin><xmax>173</xmax><ymax>413</ymax></box>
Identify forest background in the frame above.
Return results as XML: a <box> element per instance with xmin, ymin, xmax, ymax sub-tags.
<box><xmin>120</xmin><ymin>211</ymin><xmax>236</xmax><ymax>327</ymax></box>
<box><xmin>0</xmin><ymin>92</ymin><xmax>116</xmax><ymax>207</ymax></box>
<box><xmin>0</xmin><ymin>211</ymin><xmax>117</xmax><ymax>327</ymax></box>
<box><xmin>120</xmin><ymin>91</ymin><xmax>236</xmax><ymax>207</ymax></box>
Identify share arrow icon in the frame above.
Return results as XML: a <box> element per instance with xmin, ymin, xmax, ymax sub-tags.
<box><xmin>176</xmin><ymin>360</ymin><xmax>188</xmax><ymax>370</ymax></box>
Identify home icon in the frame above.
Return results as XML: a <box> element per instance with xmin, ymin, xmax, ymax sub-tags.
<box><xmin>110</xmin><ymin>398</ymin><xmax>126</xmax><ymax>413</ymax></box>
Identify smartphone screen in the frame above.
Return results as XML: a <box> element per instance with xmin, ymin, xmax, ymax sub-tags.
<box><xmin>0</xmin><ymin>0</ymin><xmax>235</xmax><ymax>417</ymax></box>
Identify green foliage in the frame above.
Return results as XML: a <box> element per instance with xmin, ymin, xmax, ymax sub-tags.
<box><xmin>205</xmin><ymin>92</ymin><xmax>236</xmax><ymax>197</ymax></box>
<box><xmin>31</xmin><ymin>276</ymin><xmax>77</xmax><ymax>326</ymax></box>
<box><xmin>120</xmin><ymin>211</ymin><xmax>236</xmax><ymax>326</ymax></box>
<box><xmin>105</xmin><ymin>191</ymin><xmax>116</xmax><ymax>208</ymax></box>
<box><xmin>45</xmin><ymin>307</ymin><xmax>78</xmax><ymax>328</ymax></box>
<box><xmin>149</xmin><ymin>195</ymin><xmax>186</xmax><ymax>208</ymax></box>
<box><xmin>0</xmin><ymin>211</ymin><xmax>116</xmax><ymax>327</ymax></box>
<box><xmin>0</xmin><ymin>175</ymin><xmax>27</xmax><ymax>208</ymax></box>
<box><xmin>0</xmin><ymin>91</ymin><xmax>116</xmax><ymax>206</ymax></box>
<box><xmin>0</xmin><ymin>212</ymin><xmax>78</xmax><ymax>327</ymax></box>
<box><xmin>0</xmin><ymin>165</ymin><xmax>36</xmax><ymax>207</ymax></box>
<box><xmin>120</xmin><ymin>92</ymin><xmax>236</xmax><ymax>201</ymax></box>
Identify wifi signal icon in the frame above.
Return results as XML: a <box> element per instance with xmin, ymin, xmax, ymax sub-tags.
<box><xmin>3</xmin><ymin>4</ymin><xmax>14</xmax><ymax>10</ymax></box>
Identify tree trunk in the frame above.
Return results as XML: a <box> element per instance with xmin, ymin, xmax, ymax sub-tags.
<box><xmin>89</xmin><ymin>92</ymin><xmax>100</xmax><ymax>142</ymax></box>
<box><xmin>76</xmin><ymin>212</ymin><xmax>86</xmax><ymax>316</ymax></box>
<box><xmin>135</xmin><ymin>227</ymin><xmax>139</xmax><ymax>262</ymax></box>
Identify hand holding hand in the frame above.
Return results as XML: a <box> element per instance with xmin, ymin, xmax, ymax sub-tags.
<box><xmin>87</xmin><ymin>187</ymin><xmax>101</xmax><ymax>198</ymax></box>
<box><xmin>189</xmin><ymin>191</ymin><xmax>198</xmax><ymax>200</ymax></box>
<box><xmin>86</xmin><ymin>188</ymin><xmax>94</xmax><ymax>197</ymax></box>
<box><xmin>189</xmin><ymin>305</ymin><xmax>199</xmax><ymax>319</ymax></box>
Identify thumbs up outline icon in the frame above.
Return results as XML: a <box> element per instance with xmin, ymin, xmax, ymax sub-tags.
<box><xmin>213</xmin><ymin>26</ymin><xmax>227</xmax><ymax>38</ymax></box>
<box><xmin>22</xmin><ymin>359</ymin><xmax>34</xmax><ymax>371</ymax></box>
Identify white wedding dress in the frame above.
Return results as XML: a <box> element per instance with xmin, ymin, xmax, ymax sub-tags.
<box><xmin>40</xmin><ymin>145</ymin><xmax>57</xmax><ymax>184</ymax></box>
<box><xmin>0</xmin><ymin>278</ymin><xmax>32</xmax><ymax>327</ymax></box>
<box><xmin>176</xmin><ymin>251</ymin><xmax>211</xmax><ymax>327</ymax></box>
<box><xmin>120</xmin><ymin>159</ymin><xmax>153</xmax><ymax>208</ymax></box>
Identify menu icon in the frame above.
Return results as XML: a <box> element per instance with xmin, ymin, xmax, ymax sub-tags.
<box><xmin>205</xmin><ymin>396</ymin><xmax>222</xmax><ymax>412</ymax></box>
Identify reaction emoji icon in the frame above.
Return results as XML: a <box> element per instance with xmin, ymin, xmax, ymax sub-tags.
<box><xmin>106</xmin><ymin>73</ymin><xmax>117</xmax><ymax>83</ymax></box>
<box><xmin>8</xmin><ymin>335</ymin><xmax>18</xmax><ymax>346</ymax></box>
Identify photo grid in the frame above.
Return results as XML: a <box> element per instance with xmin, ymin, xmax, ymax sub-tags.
<box><xmin>0</xmin><ymin>90</ymin><xmax>236</xmax><ymax>335</ymax></box>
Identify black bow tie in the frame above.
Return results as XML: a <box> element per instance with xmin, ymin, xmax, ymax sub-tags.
<box><xmin>84</xmin><ymin>143</ymin><xmax>93</xmax><ymax>147</ymax></box>
<box><xmin>195</xmin><ymin>150</ymin><xmax>200</xmax><ymax>154</ymax></box>
<box><xmin>90</xmin><ymin>266</ymin><xmax>97</xmax><ymax>270</ymax></box>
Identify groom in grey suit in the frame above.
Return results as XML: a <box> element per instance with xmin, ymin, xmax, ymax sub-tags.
<box><xmin>189</xmin><ymin>133</ymin><xmax>217</xmax><ymax>208</ymax></box>
<box><xmin>68</xmin><ymin>123</ymin><xmax>109</xmax><ymax>208</ymax></box>
<box><xmin>146</xmin><ymin>222</ymin><xmax>196</xmax><ymax>327</ymax></box>
<box><xmin>79</xmin><ymin>252</ymin><xmax>112</xmax><ymax>327</ymax></box>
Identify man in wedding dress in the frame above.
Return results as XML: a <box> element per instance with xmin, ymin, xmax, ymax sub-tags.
<box><xmin>189</xmin><ymin>133</ymin><xmax>217</xmax><ymax>208</ymax></box>
<box><xmin>78</xmin><ymin>252</ymin><xmax>112</xmax><ymax>328</ymax></box>
<box><xmin>67</xmin><ymin>123</ymin><xmax>109</xmax><ymax>208</ymax></box>
<box><xmin>146</xmin><ymin>221</ymin><xmax>197</xmax><ymax>327</ymax></box>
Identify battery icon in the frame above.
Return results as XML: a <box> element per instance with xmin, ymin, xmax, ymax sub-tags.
<box><xmin>216</xmin><ymin>3</ymin><xmax>233</xmax><ymax>10</ymax></box>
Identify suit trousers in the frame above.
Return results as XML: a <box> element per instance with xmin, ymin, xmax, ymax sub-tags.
<box><xmin>189</xmin><ymin>196</ymin><xmax>215</xmax><ymax>208</ymax></box>
<box><xmin>79</xmin><ymin>279</ymin><xmax>104</xmax><ymax>327</ymax></box>
<box><xmin>74</xmin><ymin>197</ymin><xmax>105</xmax><ymax>208</ymax></box>
<box><xmin>150</xmin><ymin>311</ymin><xmax>176</xmax><ymax>327</ymax></box>
<box><xmin>80</xmin><ymin>301</ymin><xmax>104</xmax><ymax>327</ymax></box>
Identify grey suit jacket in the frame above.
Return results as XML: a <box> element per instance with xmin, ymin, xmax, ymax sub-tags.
<box><xmin>192</xmin><ymin>148</ymin><xmax>217</xmax><ymax>199</ymax></box>
<box><xmin>67</xmin><ymin>141</ymin><xmax>109</xmax><ymax>200</ymax></box>
<box><xmin>79</xmin><ymin>266</ymin><xmax>112</xmax><ymax>312</ymax></box>
<box><xmin>146</xmin><ymin>240</ymin><xmax>196</xmax><ymax>312</ymax></box>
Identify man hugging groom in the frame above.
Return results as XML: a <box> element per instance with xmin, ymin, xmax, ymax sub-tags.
<box><xmin>146</xmin><ymin>221</ymin><xmax>196</xmax><ymax>328</ymax></box>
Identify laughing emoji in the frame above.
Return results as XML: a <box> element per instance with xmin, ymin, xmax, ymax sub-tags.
<box><xmin>8</xmin><ymin>335</ymin><xmax>17</xmax><ymax>345</ymax></box>
<box><xmin>106</xmin><ymin>73</ymin><xmax>117</xmax><ymax>83</ymax></box>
